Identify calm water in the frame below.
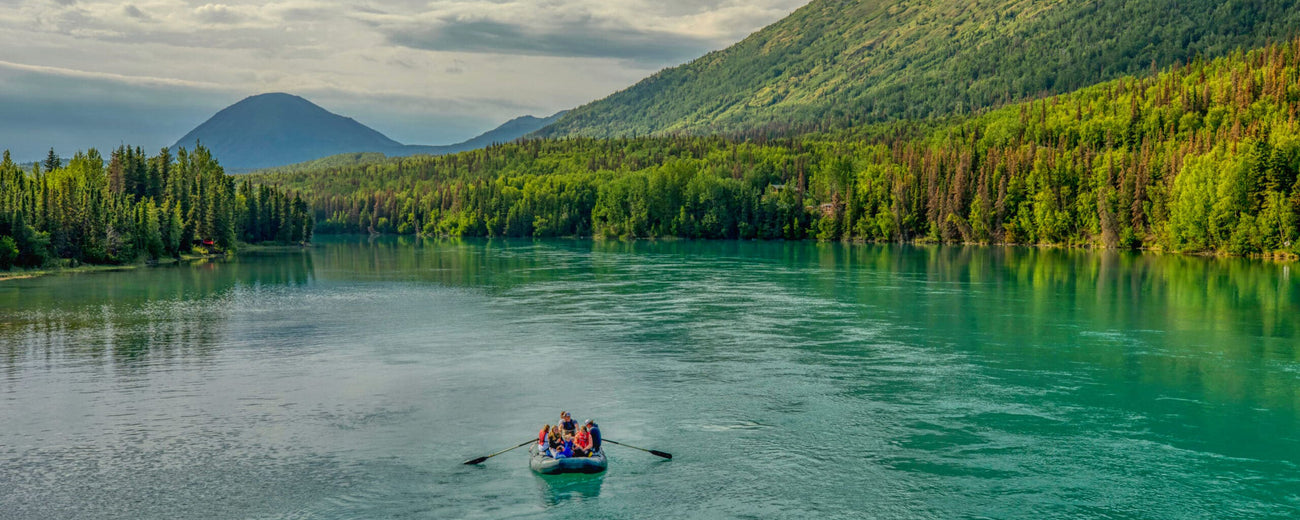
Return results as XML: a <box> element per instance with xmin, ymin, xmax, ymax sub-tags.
<box><xmin>1</xmin><ymin>237</ymin><xmax>1297</xmax><ymax>519</ymax></box>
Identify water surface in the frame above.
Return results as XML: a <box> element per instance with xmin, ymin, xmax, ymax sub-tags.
<box><xmin>1</xmin><ymin>238</ymin><xmax>1297</xmax><ymax>519</ymax></box>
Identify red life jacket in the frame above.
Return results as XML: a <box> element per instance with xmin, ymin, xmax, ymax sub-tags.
<box><xmin>539</xmin><ymin>427</ymin><xmax>548</xmax><ymax>445</ymax></box>
<box><xmin>574</xmin><ymin>430</ymin><xmax>593</xmax><ymax>450</ymax></box>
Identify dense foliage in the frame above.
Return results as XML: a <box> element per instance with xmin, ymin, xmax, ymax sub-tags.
<box><xmin>254</xmin><ymin>40</ymin><xmax>1300</xmax><ymax>256</ymax></box>
<box><xmin>0</xmin><ymin>145</ymin><xmax>313</xmax><ymax>270</ymax></box>
<box><xmin>540</xmin><ymin>0</ymin><xmax>1300</xmax><ymax>139</ymax></box>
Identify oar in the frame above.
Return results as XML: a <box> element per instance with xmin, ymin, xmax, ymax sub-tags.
<box><xmin>462</xmin><ymin>439</ymin><xmax>535</xmax><ymax>465</ymax></box>
<box><xmin>604</xmin><ymin>439</ymin><xmax>672</xmax><ymax>460</ymax></box>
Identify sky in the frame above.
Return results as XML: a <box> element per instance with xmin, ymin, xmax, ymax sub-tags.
<box><xmin>0</xmin><ymin>0</ymin><xmax>810</xmax><ymax>161</ymax></box>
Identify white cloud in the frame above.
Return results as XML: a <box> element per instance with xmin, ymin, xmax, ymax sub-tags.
<box><xmin>0</xmin><ymin>59</ymin><xmax>226</xmax><ymax>89</ymax></box>
<box><xmin>0</xmin><ymin>0</ymin><xmax>811</xmax><ymax>158</ymax></box>
<box><xmin>193</xmin><ymin>4</ymin><xmax>247</xmax><ymax>24</ymax></box>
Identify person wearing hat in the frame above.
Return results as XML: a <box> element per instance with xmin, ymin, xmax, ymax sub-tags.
<box><xmin>585</xmin><ymin>419</ymin><xmax>602</xmax><ymax>452</ymax></box>
<box><xmin>559</xmin><ymin>411</ymin><xmax>577</xmax><ymax>435</ymax></box>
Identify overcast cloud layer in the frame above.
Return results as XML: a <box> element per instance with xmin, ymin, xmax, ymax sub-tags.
<box><xmin>0</xmin><ymin>0</ymin><xmax>808</xmax><ymax>161</ymax></box>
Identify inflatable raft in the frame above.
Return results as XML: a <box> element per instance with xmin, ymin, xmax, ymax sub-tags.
<box><xmin>529</xmin><ymin>444</ymin><xmax>608</xmax><ymax>474</ymax></box>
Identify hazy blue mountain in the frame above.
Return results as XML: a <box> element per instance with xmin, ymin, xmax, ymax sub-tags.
<box><xmin>444</xmin><ymin>113</ymin><xmax>565</xmax><ymax>152</ymax></box>
<box><xmin>172</xmin><ymin>93</ymin><xmax>563</xmax><ymax>170</ymax></box>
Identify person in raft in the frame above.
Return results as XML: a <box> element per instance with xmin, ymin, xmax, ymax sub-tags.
<box><xmin>584</xmin><ymin>419</ymin><xmax>601</xmax><ymax>452</ymax></box>
<box><xmin>538</xmin><ymin>425</ymin><xmax>570</xmax><ymax>458</ymax></box>
<box><xmin>553</xmin><ymin>430</ymin><xmax>574</xmax><ymax>459</ymax></box>
<box><xmin>559</xmin><ymin>411</ymin><xmax>577</xmax><ymax>435</ymax></box>
<box><xmin>547</xmin><ymin>426</ymin><xmax>563</xmax><ymax>452</ymax></box>
<box><xmin>538</xmin><ymin>424</ymin><xmax>552</xmax><ymax>447</ymax></box>
<box><xmin>539</xmin><ymin>415</ymin><xmax>601</xmax><ymax>458</ymax></box>
<box><xmin>573</xmin><ymin>424</ymin><xmax>594</xmax><ymax>457</ymax></box>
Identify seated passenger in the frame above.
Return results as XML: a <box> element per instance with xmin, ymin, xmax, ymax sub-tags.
<box><xmin>585</xmin><ymin>419</ymin><xmax>601</xmax><ymax>452</ymax></box>
<box><xmin>538</xmin><ymin>424</ymin><xmax>551</xmax><ymax>447</ymax></box>
<box><xmin>547</xmin><ymin>427</ymin><xmax>563</xmax><ymax>451</ymax></box>
<box><xmin>573</xmin><ymin>425</ymin><xmax>593</xmax><ymax>457</ymax></box>
<box><xmin>559</xmin><ymin>411</ymin><xmax>577</xmax><ymax>435</ymax></box>
<box><xmin>551</xmin><ymin>434</ymin><xmax>574</xmax><ymax>459</ymax></box>
<box><xmin>561</xmin><ymin>434</ymin><xmax>575</xmax><ymax>458</ymax></box>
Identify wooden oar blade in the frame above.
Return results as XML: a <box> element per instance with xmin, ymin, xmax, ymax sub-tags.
<box><xmin>463</xmin><ymin>456</ymin><xmax>489</xmax><ymax>465</ymax></box>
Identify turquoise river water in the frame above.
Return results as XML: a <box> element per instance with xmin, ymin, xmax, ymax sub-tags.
<box><xmin>0</xmin><ymin>237</ymin><xmax>1297</xmax><ymax>519</ymax></box>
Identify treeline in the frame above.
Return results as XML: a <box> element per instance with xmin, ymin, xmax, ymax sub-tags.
<box><xmin>0</xmin><ymin>145</ymin><xmax>313</xmax><ymax>270</ymax></box>
<box><xmin>252</xmin><ymin>138</ymin><xmax>812</xmax><ymax>239</ymax></box>
<box><xmin>254</xmin><ymin>40</ymin><xmax>1300</xmax><ymax>255</ymax></box>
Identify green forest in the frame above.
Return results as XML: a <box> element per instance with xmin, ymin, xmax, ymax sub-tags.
<box><xmin>255</xmin><ymin>40</ymin><xmax>1300</xmax><ymax>256</ymax></box>
<box><xmin>0</xmin><ymin>145</ymin><xmax>313</xmax><ymax>271</ymax></box>
<box><xmin>543</xmin><ymin>0</ymin><xmax>1300</xmax><ymax>138</ymax></box>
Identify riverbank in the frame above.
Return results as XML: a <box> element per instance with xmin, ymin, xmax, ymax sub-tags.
<box><xmin>0</xmin><ymin>255</ymin><xmax>206</xmax><ymax>281</ymax></box>
<box><xmin>239</xmin><ymin>243</ymin><xmax>315</xmax><ymax>253</ymax></box>
<box><xmin>0</xmin><ymin>243</ymin><xmax>311</xmax><ymax>281</ymax></box>
<box><xmin>0</xmin><ymin>263</ymin><xmax>140</xmax><ymax>281</ymax></box>
<box><xmin>325</xmin><ymin>231</ymin><xmax>1300</xmax><ymax>263</ymax></box>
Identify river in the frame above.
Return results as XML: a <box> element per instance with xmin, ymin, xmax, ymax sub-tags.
<box><xmin>1</xmin><ymin>237</ymin><xmax>1297</xmax><ymax>519</ymax></box>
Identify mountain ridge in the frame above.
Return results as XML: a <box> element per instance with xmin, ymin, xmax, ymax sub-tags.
<box><xmin>172</xmin><ymin>93</ymin><xmax>562</xmax><ymax>171</ymax></box>
<box><xmin>538</xmin><ymin>0</ymin><xmax>1300</xmax><ymax>138</ymax></box>
<box><xmin>252</xmin><ymin>38</ymin><xmax>1300</xmax><ymax>256</ymax></box>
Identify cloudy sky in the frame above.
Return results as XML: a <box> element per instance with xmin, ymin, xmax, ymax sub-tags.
<box><xmin>0</xmin><ymin>0</ymin><xmax>809</xmax><ymax>161</ymax></box>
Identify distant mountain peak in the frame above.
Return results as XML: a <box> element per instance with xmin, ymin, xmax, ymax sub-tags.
<box><xmin>239</xmin><ymin>92</ymin><xmax>309</xmax><ymax>103</ymax></box>
<box><xmin>171</xmin><ymin>93</ymin><xmax>401</xmax><ymax>170</ymax></box>
<box><xmin>172</xmin><ymin>93</ymin><xmax>566</xmax><ymax>171</ymax></box>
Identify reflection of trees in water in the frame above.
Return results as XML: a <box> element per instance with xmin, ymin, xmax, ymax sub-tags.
<box><xmin>313</xmin><ymin>236</ymin><xmax>581</xmax><ymax>292</ymax></box>
<box><xmin>800</xmin><ymin>244</ymin><xmax>1299</xmax><ymax>462</ymax></box>
<box><xmin>788</xmin><ymin>243</ymin><xmax>1296</xmax><ymax>343</ymax></box>
<box><xmin>0</xmin><ymin>252</ymin><xmax>315</xmax><ymax>372</ymax></box>
<box><xmin>312</xmin><ymin>235</ymin><xmax>825</xmax><ymax>293</ymax></box>
<box><xmin>314</xmin><ymin>236</ymin><xmax>1298</xmax><ymax>347</ymax></box>
<box><xmin>813</xmin><ymin>245</ymin><xmax>1298</xmax><ymax>399</ymax></box>
<box><xmin>312</xmin><ymin>236</ymin><xmax>1297</xmax><ymax>414</ymax></box>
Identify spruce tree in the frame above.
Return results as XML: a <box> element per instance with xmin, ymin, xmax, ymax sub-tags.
<box><xmin>43</xmin><ymin>148</ymin><xmax>61</xmax><ymax>173</ymax></box>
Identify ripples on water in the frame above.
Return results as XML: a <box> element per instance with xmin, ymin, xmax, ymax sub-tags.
<box><xmin>0</xmin><ymin>239</ymin><xmax>1298</xmax><ymax>519</ymax></box>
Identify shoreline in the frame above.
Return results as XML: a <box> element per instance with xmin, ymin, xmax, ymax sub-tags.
<box><xmin>0</xmin><ymin>255</ymin><xmax>214</xmax><ymax>282</ymax></box>
<box><xmin>322</xmin><ymin>232</ymin><xmax>1300</xmax><ymax>263</ymax></box>
<box><xmin>0</xmin><ymin>263</ymin><xmax>147</xmax><ymax>281</ymax></box>
<box><xmin>0</xmin><ymin>243</ymin><xmax>312</xmax><ymax>282</ymax></box>
<box><xmin>5</xmin><ymin>236</ymin><xmax>1292</xmax><ymax>283</ymax></box>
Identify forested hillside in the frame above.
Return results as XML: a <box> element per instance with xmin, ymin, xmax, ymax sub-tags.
<box><xmin>255</xmin><ymin>40</ymin><xmax>1300</xmax><ymax>256</ymax></box>
<box><xmin>540</xmin><ymin>0</ymin><xmax>1300</xmax><ymax>138</ymax></box>
<box><xmin>0</xmin><ymin>146</ymin><xmax>313</xmax><ymax>270</ymax></box>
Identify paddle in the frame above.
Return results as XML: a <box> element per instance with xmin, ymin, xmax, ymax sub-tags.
<box><xmin>462</xmin><ymin>439</ymin><xmax>535</xmax><ymax>465</ymax></box>
<box><xmin>604</xmin><ymin>439</ymin><xmax>673</xmax><ymax>460</ymax></box>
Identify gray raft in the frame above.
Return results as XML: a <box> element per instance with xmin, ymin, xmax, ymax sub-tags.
<box><xmin>529</xmin><ymin>444</ymin><xmax>608</xmax><ymax>474</ymax></box>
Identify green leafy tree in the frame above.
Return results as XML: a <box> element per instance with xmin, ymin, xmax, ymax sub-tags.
<box><xmin>0</xmin><ymin>236</ymin><xmax>17</xmax><ymax>269</ymax></box>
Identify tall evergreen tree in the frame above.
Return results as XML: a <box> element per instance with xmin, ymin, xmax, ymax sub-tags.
<box><xmin>43</xmin><ymin>148</ymin><xmax>60</xmax><ymax>173</ymax></box>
